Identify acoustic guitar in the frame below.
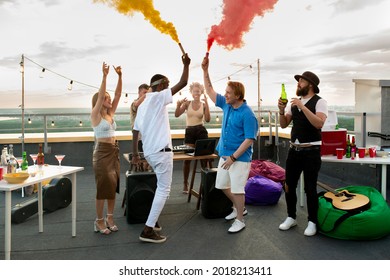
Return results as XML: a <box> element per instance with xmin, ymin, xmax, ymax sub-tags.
<box><xmin>317</xmin><ymin>181</ymin><xmax>370</xmax><ymax>211</ymax></box>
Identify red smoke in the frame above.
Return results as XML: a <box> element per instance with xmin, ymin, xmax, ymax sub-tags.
<box><xmin>207</xmin><ymin>0</ymin><xmax>278</xmax><ymax>52</ymax></box>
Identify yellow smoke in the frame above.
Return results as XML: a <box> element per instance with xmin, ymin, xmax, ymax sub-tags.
<box><xmin>94</xmin><ymin>0</ymin><xmax>179</xmax><ymax>43</ymax></box>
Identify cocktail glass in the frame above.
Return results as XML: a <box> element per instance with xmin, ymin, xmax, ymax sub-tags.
<box><xmin>16</xmin><ymin>157</ymin><xmax>23</xmax><ymax>171</ymax></box>
<box><xmin>30</xmin><ymin>154</ymin><xmax>37</xmax><ymax>168</ymax></box>
<box><xmin>55</xmin><ymin>154</ymin><xmax>65</xmax><ymax>168</ymax></box>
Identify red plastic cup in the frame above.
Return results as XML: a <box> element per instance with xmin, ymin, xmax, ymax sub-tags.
<box><xmin>0</xmin><ymin>167</ymin><xmax>3</xmax><ymax>180</ymax></box>
<box><xmin>336</xmin><ymin>148</ymin><xmax>344</xmax><ymax>159</ymax></box>
<box><xmin>358</xmin><ymin>147</ymin><xmax>365</xmax><ymax>158</ymax></box>
<box><xmin>369</xmin><ymin>147</ymin><xmax>376</xmax><ymax>158</ymax></box>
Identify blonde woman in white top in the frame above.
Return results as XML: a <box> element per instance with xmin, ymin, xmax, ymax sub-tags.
<box><xmin>175</xmin><ymin>82</ymin><xmax>211</xmax><ymax>193</ymax></box>
<box><xmin>91</xmin><ymin>62</ymin><xmax>122</xmax><ymax>235</ymax></box>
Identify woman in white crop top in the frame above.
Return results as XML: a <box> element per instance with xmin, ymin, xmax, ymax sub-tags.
<box><xmin>91</xmin><ymin>62</ymin><xmax>122</xmax><ymax>235</ymax></box>
<box><xmin>175</xmin><ymin>82</ymin><xmax>211</xmax><ymax>193</ymax></box>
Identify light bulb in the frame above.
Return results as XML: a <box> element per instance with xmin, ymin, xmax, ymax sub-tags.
<box><xmin>51</xmin><ymin>121</ymin><xmax>55</xmax><ymax>126</ymax></box>
<box><xmin>28</xmin><ymin>118</ymin><xmax>31</xmax><ymax>124</ymax></box>
<box><xmin>79</xmin><ymin>120</ymin><xmax>83</xmax><ymax>126</ymax></box>
<box><xmin>39</xmin><ymin>68</ymin><xmax>46</xmax><ymax>78</ymax></box>
<box><xmin>67</xmin><ymin>80</ymin><xmax>73</xmax><ymax>91</ymax></box>
<box><xmin>216</xmin><ymin>115</ymin><xmax>219</xmax><ymax>122</ymax></box>
<box><xmin>124</xmin><ymin>93</ymin><xmax>128</xmax><ymax>104</ymax></box>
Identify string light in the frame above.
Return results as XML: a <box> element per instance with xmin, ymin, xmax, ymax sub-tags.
<box><xmin>67</xmin><ymin>80</ymin><xmax>73</xmax><ymax>91</ymax></box>
<box><xmin>216</xmin><ymin>115</ymin><xmax>219</xmax><ymax>122</ymax></box>
<box><xmin>51</xmin><ymin>121</ymin><xmax>55</xmax><ymax>126</ymax></box>
<box><xmin>124</xmin><ymin>93</ymin><xmax>128</xmax><ymax>104</ymax></box>
<box><xmin>212</xmin><ymin>60</ymin><xmax>257</xmax><ymax>84</ymax></box>
<box><xmin>79</xmin><ymin>120</ymin><xmax>83</xmax><ymax>126</ymax></box>
<box><xmin>39</xmin><ymin>68</ymin><xmax>45</xmax><ymax>78</ymax></box>
<box><xmin>22</xmin><ymin>55</ymin><xmax>134</xmax><ymax>96</ymax></box>
<box><xmin>28</xmin><ymin>118</ymin><xmax>31</xmax><ymax>124</ymax></box>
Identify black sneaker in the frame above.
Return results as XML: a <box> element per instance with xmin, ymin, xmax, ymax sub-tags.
<box><xmin>139</xmin><ymin>227</ymin><xmax>166</xmax><ymax>243</ymax></box>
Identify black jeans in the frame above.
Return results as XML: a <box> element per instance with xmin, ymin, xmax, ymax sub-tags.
<box><xmin>284</xmin><ymin>147</ymin><xmax>321</xmax><ymax>224</ymax></box>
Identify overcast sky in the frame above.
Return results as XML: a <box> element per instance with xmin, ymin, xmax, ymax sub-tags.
<box><xmin>1</xmin><ymin>0</ymin><xmax>390</xmax><ymax>109</ymax></box>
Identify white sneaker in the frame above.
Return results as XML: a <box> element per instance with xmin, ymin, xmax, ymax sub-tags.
<box><xmin>279</xmin><ymin>217</ymin><xmax>297</xmax><ymax>231</ymax></box>
<box><xmin>228</xmin><ymin>219</ymin><xmax>246</xmax><ymax>233</ymax></box>
<box><xmin>304</xmin><ymin>221</ymin><xmax>317</xmax><ymax>236</ymax></box>
<box><xmin>225</xmin><ymin>207</ymin><xmax>248</xmax><ymax>221</ymax></box>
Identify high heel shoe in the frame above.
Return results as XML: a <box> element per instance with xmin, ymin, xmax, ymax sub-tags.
<box><xmin>94</xmin><ymin>218</ymin><xmax>111</xmax><ymax>235</ymax></box>
<box><xmin>105</xmin><ymin>214</ymin><xmax>118</xmax><ymax>232</ymax></box>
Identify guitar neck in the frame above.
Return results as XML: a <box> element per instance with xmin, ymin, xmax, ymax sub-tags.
<box><xmin>317</xmin><ymin>181</ymin><xmax>338</xmax><ymax>195</ymax></box>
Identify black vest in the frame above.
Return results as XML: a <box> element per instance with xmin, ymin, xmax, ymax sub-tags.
<box><xmin>290</xmin><ymin>95</ymin><xmax>322</xmax><ymax>143</ymax></box>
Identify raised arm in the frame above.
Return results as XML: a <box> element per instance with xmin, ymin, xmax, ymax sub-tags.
<box><xmin>171</xmin><ymin>54</ymin><xmax>191</xmax><ymax>95</ymax></box>
<box><xmin>174</xmin><ymin>98</ymin><xmax>188</xmax><ymax>117</ymax></box>
<box><xmin>201</xmin><ymin>56</ymin><xmax>217</xmax><ymax>103</ymax></box>
<box><xmin>202</xmin><ymin>94</ymin><xmax>211</xmax><ymax>122</ymax></box>
<box><xmin>109</xmin><ymin>65</ymin><xmax>122</xmax><ymax>115</ymax></box>
<box><xmin>91</xmin><ymin>62</ymin><xmax>109</xmax><ymax>126</ymax></box>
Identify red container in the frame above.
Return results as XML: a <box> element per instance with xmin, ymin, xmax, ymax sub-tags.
<box><xmin>320</xmin><ymin>129</ymin><xmax>347</xmax><ymax>156</ymax></box>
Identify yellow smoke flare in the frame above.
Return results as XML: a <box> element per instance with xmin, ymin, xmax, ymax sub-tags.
<box><xmin>95</xmin><ymin>0</ymin><xmax>179</xmax><ymax>43</ymax></box>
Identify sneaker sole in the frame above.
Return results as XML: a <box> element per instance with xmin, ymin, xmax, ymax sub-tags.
<box><xmin>139</xmin><ymin>236</ymin><xmax>167</xmax><ymax>243</ymax></box>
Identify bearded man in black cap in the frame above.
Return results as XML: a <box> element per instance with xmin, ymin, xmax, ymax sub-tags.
<box><xmin>277</xmin><ymin>71</ymin><xmax>328</xmax><ymax>236</ymax></box>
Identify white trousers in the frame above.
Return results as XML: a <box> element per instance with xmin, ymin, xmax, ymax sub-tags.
<box><xmin>144</xmin><ymin>151</ymin><xmax>173</xmax><ymax>228</ymax></box>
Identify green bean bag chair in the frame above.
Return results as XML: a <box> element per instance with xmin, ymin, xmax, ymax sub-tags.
<box><xmin>318</xmin><ymin>186</ymin><xmax>390</xmax><ymax>240</ymax></box>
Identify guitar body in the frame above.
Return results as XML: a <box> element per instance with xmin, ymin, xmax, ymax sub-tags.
<box><xmin>324</xmin><ymin>190</ymin><xmax>370</xmax><ymax>210</ymax></box>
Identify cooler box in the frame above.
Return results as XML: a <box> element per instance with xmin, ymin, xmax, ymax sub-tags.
<box><xmin>321</xmin><ymin>110</ymin><xmax>347</xmax><ymax>156</ymax></box>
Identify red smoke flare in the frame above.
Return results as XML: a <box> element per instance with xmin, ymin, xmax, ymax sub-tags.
<box><xmin>207</xmin><ymin>0</ymin><xmax>278</xmax><ymax>52</ymax></box>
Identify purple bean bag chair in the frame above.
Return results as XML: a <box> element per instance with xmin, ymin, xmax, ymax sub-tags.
<box><xmin>245</xmin><ymin>175</ymin><xmax>283</xmax><ymax>205</ymax></box>
<box><xmin>248</xmin><ymin>160</ymin><xmax>285</xmax><ymax>183</ymax></box>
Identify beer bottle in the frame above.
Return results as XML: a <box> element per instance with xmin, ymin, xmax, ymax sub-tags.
<box><xmin>21</xmin><ymin>151</ymin><xmax>29</xmax><ymax>171</ymax></box>
<box><xmin>280</xmin><ymin>83</ymin><xmax>288</xmax><ymax>104</ymax></box>
<box><xmin>350</xmin><ymin>136</ymin><xmax>356</xmax><ymax>159</ymax></box>
<box><xmin>37</xmin><ymin>143</ymin><xmax>45</xmax><ymax>166</ymax></box>
<box><xmin>345</xmin><ymin>135</ymin><xmax>351</xmax><ymax>158</ymax></box>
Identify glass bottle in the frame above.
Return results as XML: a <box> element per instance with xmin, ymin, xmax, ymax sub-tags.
<box><xmin>345</xmin><ymin>135</ymin><xmax>351</xmax><ymax>158</ymax></box>
<box><xmin>350</xmin><ymin>136</ymin><xmax>356</xmax><ymax>159</ymax></box>
<box><xmin>7</xmin><ymin>144</ymin><xmax>17</xmax><ymax>174</ymax></box>
<box><xmin>37</xmin><ymin>143</ymin><xmax>45</xmax><ymax>166</ymax></box>
<box><xmin>280</xmin><ymin>83</ymin><xmax>288</xmax><ymax>104</ymax></box>
<box><xmin>21</xmin><ymin>151</ymin><xmax>29</xmax><ymax>171</ymax></box>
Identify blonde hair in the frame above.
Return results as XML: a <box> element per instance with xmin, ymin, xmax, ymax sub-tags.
<box><xmin>189</xmin><ymin>82</ymin><xmax>204</xmax><ymax>94</ymax></box>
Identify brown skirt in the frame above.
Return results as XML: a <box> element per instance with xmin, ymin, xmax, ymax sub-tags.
<box><xmin>92</xmin><ymin>141</ymin><xmax>120</xmax><ymax>200</ymax></box>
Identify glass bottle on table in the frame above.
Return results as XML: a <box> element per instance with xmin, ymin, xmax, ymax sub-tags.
<box><xmin>7</xmin><ymin>144</ymin><xmax>17</xmax><ymax>174</ymax></box>
<box><xmin>37</xmin><ymin>143</ymin><xmax>45</xmax><ymax>173</ymax></box>
<box><xmin>350</xmin><ymin>136</ymin><xmax>356</xmax><ymax>159</ymax></box>
<box><xmin>345</xmin><ymin>135</ymin><xmax>351</xmax><ymax>158</ymax></box>
<box><xmin>21</xmin><ymin>151</ymin><xmax>29</xmax><ymax>171</ymax></box>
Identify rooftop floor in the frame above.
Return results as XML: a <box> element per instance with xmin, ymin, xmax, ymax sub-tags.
<box><xmin>1</xmin><ymin>162</ymin><xmax>389</xmax><ymax>262</ymax></box>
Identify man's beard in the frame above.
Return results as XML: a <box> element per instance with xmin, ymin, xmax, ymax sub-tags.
<box><xmin>296</xmin><ymin>84</ymin><xmax>310</xmax><ymax>97</ymax></box>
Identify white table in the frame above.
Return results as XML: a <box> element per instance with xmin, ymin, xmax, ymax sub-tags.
<box><xmin>299</xmin><ymin>155</ymin><xmax>390</xmax><ymax>207</ymax></box>
<box><xmin>0</xmin><ymin>165</ymin><xmax>84</xmax><ymax>260</ymax></box>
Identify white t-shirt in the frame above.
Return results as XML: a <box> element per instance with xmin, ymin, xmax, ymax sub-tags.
<box><xmin>285</xmin><ymin>96</ymin><xmax>328</xmax><ymax>145</ymax></box>
<box><xmin>133</xmin><ymin>88</ymin><xmax>173</xmax><ymax>157</ymax></box>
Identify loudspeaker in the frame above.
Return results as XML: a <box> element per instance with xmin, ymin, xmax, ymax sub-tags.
<box><xmin>43</xmin><ymin>177</ymin><xmax>72</xmax><ymax>212</ymax></box>
<box><xmin>201</xmin><ymin>168</ymin><xmax>233</xmax><ymax>219</ymax></box>
<box><xmin>125</xmin><ymin>171</ymin><xmax>157</xmax><ymax>224</ymax></box>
